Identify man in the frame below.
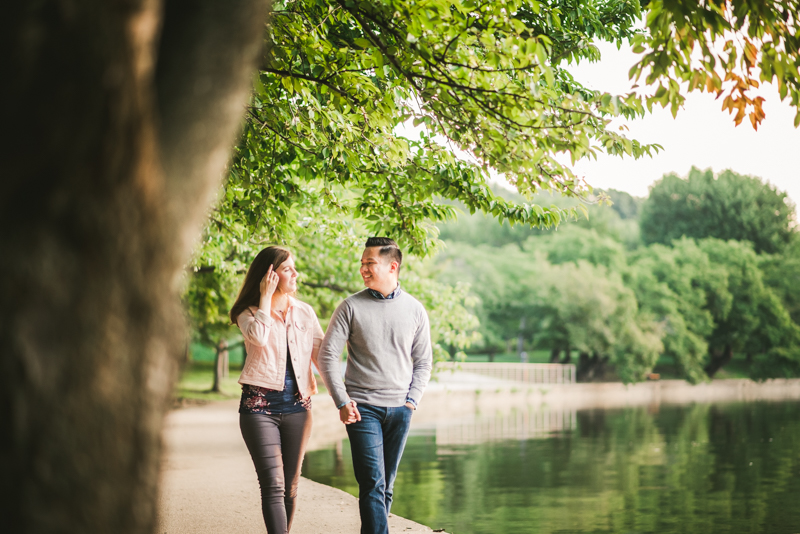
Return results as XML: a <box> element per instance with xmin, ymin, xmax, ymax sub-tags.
<box><xmin>318</xmin><ymin>237</ymin><xmax>433</xmax><ymax>534</ymax></box>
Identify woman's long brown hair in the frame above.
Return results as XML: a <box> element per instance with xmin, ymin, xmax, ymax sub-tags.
<box><xmin>229</xmin><ymin>246</ymin><xmax>292</xmax><ymax>325</ymax></box>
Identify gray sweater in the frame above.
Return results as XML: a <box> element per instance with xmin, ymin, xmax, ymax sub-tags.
<box><xmin>317</xmin><ymin>289</ymin><xmax>433</xmax><ymax>408</ymax></box>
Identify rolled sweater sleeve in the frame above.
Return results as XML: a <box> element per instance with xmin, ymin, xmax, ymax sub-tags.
<box><xmin>407</xmin><ymin>308</ymin><xmax>433</xmax><ymax>406</ymax></box>
<box><xmin>317</xmin><ymin>301</ymin><xmax>352</xmax><ymax>408</ymax></box>
<box><xmin>238</xmin><ymin>308</ymin><xmax>273</xmax><ymax>347</ymax></box>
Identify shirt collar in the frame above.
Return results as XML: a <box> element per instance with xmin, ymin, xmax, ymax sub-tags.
<box><xmin>368</xmin><ymin>282</ymin><xmax>402</xmax><ymax>300</ymax></box>
<box><xmin>270</xmin><ymin>296</ymin><xmax>296</xmax><ymax>320</ymax></box>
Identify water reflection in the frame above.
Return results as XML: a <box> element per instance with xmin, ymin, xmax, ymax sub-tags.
<box><xmin>303</xmin><ymin>401</ymin><xmax>800</xmax><ymax>534</ymax></box>
<box><xmin>422</xmin><ymin>406</ymin><xmax>576</xmax><ymax>449</ymax></box>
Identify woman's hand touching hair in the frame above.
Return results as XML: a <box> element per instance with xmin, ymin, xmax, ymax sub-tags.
<box><xmin>259</xmin><ymin>264</ymin><xmax>280</xmax><ymax>309</ymax></box>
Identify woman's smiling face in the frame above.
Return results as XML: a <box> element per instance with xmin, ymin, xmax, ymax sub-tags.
<box><xmin>275</xmin><ymin>255</ymin><xmax>298</xmax><ymax>294</ymax></box>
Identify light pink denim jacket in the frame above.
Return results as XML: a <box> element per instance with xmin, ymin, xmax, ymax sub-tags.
<box><xmin>237</xmin><ymin>298</ymin><xmax>324</xmax><ymax>398</ymax></box>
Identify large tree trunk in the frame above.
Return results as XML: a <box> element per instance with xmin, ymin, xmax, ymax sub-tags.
<box><xmin>576</xmin><ymin>352</ymin><xmax>607</xmax><ymax>382</ymax></box>
<box><xmin>0</xmin><ymin>1</ymin><xmax>268</xmax><ymax>532</ymax></box>
<box><xmin>561</xmin><ymin>343</ymin><xmax>572</xmax><ymax>364</ymax></box>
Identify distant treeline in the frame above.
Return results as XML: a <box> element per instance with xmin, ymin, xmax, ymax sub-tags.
<box><xmin>435</xmin><ymin>168</ymin><xmax>800</xmax><ymax>383</ymax></box>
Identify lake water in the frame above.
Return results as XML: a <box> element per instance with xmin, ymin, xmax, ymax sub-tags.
<box><xmin>303</xmin><ymin>401</ymin><xmax>800</xmax><ymax>534</ymax></box>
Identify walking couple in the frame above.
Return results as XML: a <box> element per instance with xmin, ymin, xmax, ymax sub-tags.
<box><xmin>229</xmin><ymin>237</ymin><xmax>432</xmax><ymax>534</ymax></box>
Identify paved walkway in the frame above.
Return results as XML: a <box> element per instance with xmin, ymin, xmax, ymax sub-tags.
<box><xmin>156</xmin><ymin>370</ymin><xmax>512</xmax><ymax>533</ymax></box>
<box><xmin>157</xmin><ymin>398</ymin><xmax>442</xmax><ymax>533</ymax></box>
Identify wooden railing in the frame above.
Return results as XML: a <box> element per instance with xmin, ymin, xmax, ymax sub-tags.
<box><xmin>436</xmin><ymin>362</ymin><xmax>576</xmax><ymax>384</ymax></box>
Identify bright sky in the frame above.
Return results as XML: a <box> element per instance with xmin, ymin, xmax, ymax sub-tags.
<box><xmin>566</xmin><ymin>42</ymin><xmax>800</xmax><ymax>206</ymax></box>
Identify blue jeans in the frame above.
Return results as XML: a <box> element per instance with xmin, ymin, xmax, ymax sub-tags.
<box><xmin>345</xmin><ymin>403</ymin><xmax>413</xmax><ymax>534</ymax></box>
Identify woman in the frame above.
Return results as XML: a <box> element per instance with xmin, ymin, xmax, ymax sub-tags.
<box><xmin>229</xmin><ymin>246</ymin><xmax>324</xmax><ymax>534</ymax></box>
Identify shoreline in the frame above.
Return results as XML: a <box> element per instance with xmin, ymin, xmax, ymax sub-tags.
<box><xmin>420</xmin><ymin>374</ymin><xmax>800</xmax><ymax>411</ymax></box>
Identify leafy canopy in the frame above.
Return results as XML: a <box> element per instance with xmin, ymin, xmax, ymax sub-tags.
<box><xmin>212</xmin><ymin>0</ymin><xmax>800</xmax><ymax>260</ymax></box>
<box><xmin>187</xmin><ymin>1</ymin><xmax>800</xmax><ymax>375</ymax></box>
<box><xmin>631</xmin><ymin>1</ymin><xmax>800</xmax><ymax>129</ymax></box>
<box><xmin>223</xmin><ymin>0</ymin><xmax>658</xmax><ymax>260</ymax></box>
<box><xmin>639</xmin><ymin>168</ymin><xmax>797</xmax><ymax>254</ymax></box>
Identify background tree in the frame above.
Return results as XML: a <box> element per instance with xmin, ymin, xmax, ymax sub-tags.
<box><xmin>697</xmin><ymin>238</ymin><xmax>799</xmax><ymax>377</ymax></box>
<box><xmin>538</xmin><ymin>260</ymin><xmax>663</xmax><ymax>383</ymax></box>
<box><xmin>183</xmin><ymin>269</ymin><xmax>241</xmax><ymax>392</ymax></box>
<box><xmin>436</xmin><ymin>192</ymin><xmax>800</xmax><ymax>383</ymax></box>
<box><xmin>640</xmin><ymin>168</ymin><xmax>796</xmax><ymax>254</ymax></box>
<box><xmin>604</xmin><ymin>188</ymin><xmax>643</xmax><ymax>220</ymax></box>
<box><xmin>626</xmin><ymin>239</ymin><xmax>730</xmax><ymax>383</ymax></box>
<box><xmin>759</xmin><ymin>236</ymin><xmax>800</xmax><ymax>325</ymax></box>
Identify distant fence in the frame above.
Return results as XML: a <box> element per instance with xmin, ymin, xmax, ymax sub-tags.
<box><xmin>436</xmin><ymin>362</ymin><xmax>576</xmax><ymax>385</ymax></box>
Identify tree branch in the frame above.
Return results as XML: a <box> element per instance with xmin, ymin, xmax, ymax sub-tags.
<box><xmin>301</xmin><ymin>280</ymin><xmax>356</xmax><ymax>293</ymax></box>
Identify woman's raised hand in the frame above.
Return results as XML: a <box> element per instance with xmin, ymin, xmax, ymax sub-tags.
<box><xmin>260</xmin><ymin>264</ymin><xmax>279</xmax><ymax>300</ymax></box>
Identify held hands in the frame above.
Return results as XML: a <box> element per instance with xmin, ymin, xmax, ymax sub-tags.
<box><xmin>338</xmin><ymin>401</ymin><xmax>413</xmax><ymax>425</ymax></box>
<box><xmin>339</xmin><ymin>400</ymin><xmax>361</xmax><ymax>425</ymax></box>
<box><xmin>260</xmin><ymin>264</ymin><xmax>279</xmax><ymax>301</ymax></box>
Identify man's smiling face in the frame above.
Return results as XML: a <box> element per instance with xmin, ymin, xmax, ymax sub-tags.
<box><xmin>360</xmin><ymin>247</ymin><xmax>396</xmax><ymax>293</ymax></box>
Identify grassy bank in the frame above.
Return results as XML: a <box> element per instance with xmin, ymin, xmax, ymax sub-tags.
<box><xmin>175</xmin><ymin>359</ymin><xmax>328</xmax><ymax>406</ymax></box>
<box><xmin>176</xmin><ymin>343</ymin><xmax>754</xmax><ymax>406</ymax></box>
<box><xmin>175</xmin><ymin>361</ymin><xmax>242</xmax><ymax>403</ymax></box>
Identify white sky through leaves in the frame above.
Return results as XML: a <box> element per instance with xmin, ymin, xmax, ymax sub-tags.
<box><xmin>568</xmin><ymin>41</ymin><xmax>800</xmax><ymax>206</ymax></box>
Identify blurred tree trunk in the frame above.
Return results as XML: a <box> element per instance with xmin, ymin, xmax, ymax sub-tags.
<box><xmin>212</xmin><ymin>339</ymin><xmax>229</xmax><ymax>393</ymax></box>
<box><xmin>577</xmin><ymin>352</ymin><xmax>607</xmax><ymax>382</ymax></box>
<box><xmin>705</xmin><ymin>345</ymin><xmax>734</xmax><ymax>378</ymax></box>
<box><xmin>0</xmin><ymin>1</ymin><xmax>268</xmax><ymax>532</ymax></box>
<box><xmin>517</xmin><ymin>316</ymin><xmax>526</xmax><ymax>360</ymax></box>
<box><xmin>561</xmin><ymin>345</ymin><xmax>572</xmax><ymax>364</ymax></box>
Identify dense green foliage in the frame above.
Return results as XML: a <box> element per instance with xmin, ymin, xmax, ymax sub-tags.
<box><xmin>187</xmin><ymin>0</ymin><xmax>657</xmax><ymax>363</ymax></box>
<box><xmin>435</xmin><ymin>170</ymin><xmax>800</xmax><ymax>382</ymax></box>
<box><xmin>226</xmin><ymin>0</ymin><xmax>655</xmax><ymax>256</ymax></box>
<box><xmin>631</xmin><ymin>1</ymin><xmax>800</xmax><ymax>129</ymax></box>
<box><xmin>640</xmin><ymin>167</ymin><xmax>796</xmax><ymax>254</ymax></box>
<box><xmin>759</xmin><ymin>238</ymin><xmax>800</xmax><ymax>325</ymax></box>
<box><xmin>184</xmin><ymin>1</ymin><xmax>800</xmax><ymax>383</ymax></box>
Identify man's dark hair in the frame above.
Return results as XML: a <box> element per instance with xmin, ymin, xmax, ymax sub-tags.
<box><xmin>365</xmin><ymin>237</ymin><xmax>402</xmax><ymax>270</ymax></box>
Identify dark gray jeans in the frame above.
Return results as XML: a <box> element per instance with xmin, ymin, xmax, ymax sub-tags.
<box><xmin>240</xmin><ymin>411</ymin><xmax>312</xmax><ymax>534</ymax></box>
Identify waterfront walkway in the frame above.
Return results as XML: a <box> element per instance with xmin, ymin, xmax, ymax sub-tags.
<box><xmin>157</xmin><ymin>398</ymin><xmax>442</xmax><ymax>533</ymax></box>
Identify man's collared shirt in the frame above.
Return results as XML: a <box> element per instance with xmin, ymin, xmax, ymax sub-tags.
<box><xmin>367</xmin><ymin>282</ymin><xmax>402</xmax><ymax>300</ymax></box>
